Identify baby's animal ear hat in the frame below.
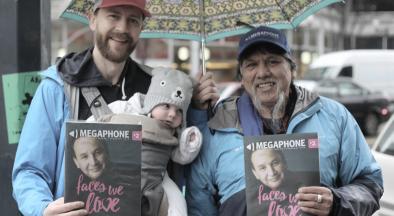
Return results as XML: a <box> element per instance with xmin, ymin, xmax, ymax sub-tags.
<box><xmin>143</xmin><ymin>67</ymin><xmax>194</xmax><ymax>129</ymax></box>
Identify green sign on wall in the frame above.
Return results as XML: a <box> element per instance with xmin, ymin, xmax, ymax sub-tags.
<box><xmin>2</xmin><ymin>71</ymin><xmax>41</xmax><ymax>144</ymax></box>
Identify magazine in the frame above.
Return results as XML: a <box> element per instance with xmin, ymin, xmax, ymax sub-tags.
<box><xmin>244</xmin><ymin>133</ymin><xmax>320</xmax><ymax>216</ymax></box>
<box><xmin>65</xmin><ymin>121</ymin><xmax>142</xmax><ymax>215</ymax></box>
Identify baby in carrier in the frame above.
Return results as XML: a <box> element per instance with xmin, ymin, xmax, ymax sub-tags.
<box><xmin>89</xmin><ymin>67</ymin><xmax>202</xmax><ymax>216</ymax></box>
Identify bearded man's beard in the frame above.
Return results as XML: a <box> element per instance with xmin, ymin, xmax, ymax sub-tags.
<box><xmin>271</xmin><ymin>91</ymin><xmax>287</xmax><ymax>133</ymax></box>
<box><xmin>251</xmin><ymin>86</ymin><xmax>287</xmax><ymax>134</ymax></box>
<box><xmin>96</xmin><ymin>31</ymin><xmax>136</xmax><ymax>63</ymax></box>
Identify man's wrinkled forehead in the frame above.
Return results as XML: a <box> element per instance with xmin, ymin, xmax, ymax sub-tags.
<box><xmin>239</xmin><ymin>43</ymin><xmax>287</xmax><ymax>62</ymax></box>
<box><xmin>103</xmin><ymin>5</ymin><xmax>144</xmax><ymax>18</ymax></box>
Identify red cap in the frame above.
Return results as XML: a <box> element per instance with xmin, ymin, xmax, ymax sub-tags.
<box><xmin>94</xmin><ymin>0</ymin><xmax>151</xmax><ymax>17</ymax></box>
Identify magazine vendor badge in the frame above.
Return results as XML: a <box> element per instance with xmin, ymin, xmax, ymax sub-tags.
<box><xmin>65</xmin><ymin>121</ymin><xmax>142</xmax><ymax>216</ymax></box>
<box><xmin>244</xmin><ymin>133</ymin><xmax>320</xmax><ymax>216</ymax></box>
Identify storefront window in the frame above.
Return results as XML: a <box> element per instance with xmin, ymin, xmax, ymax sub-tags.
<box><xmin>388</xmin><ymin>37</ymin><xmax>394</xmax><ymax>49</ymax></box>
<box><xmin>352</xmin><ymin>0</ymin><xmax>394</xmax><ymax>12</ymax></box>
<box><xmin>356</xmin><ymin>37</ymin><xmax>382</xmax><ymax>49</ymax></box>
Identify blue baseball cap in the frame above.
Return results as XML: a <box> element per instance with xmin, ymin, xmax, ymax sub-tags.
<box><xmin>237</xmin><ymin>26</ymin><xmax>291</xmax><ymax>60</ymax></box>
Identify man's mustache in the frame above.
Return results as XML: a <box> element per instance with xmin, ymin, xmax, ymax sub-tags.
<box><xmin>108</xmin><ymin>32</ymin><xmax>133</xmax><ymax>43</ymax></box>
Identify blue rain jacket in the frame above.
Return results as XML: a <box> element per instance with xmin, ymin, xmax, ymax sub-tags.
<box><xmin>186</xmin><ymin>86</ymin><xmax>383</xmax><ymax>216</ymax></box>
<box><xmin>12</xmin><ymin>53</ymin><xmax>152</xmax><ymax>215</ymax></box>
<box><xmin>12</xmin><ymin>66</ymin><xmax>70</xmax><ymax>216</ymax></box>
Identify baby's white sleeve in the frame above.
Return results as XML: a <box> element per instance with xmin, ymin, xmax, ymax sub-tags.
<box><xmin>171</xmin><ymin>126</ymin><xmax>202</xmax><ymax>164</ymax></box>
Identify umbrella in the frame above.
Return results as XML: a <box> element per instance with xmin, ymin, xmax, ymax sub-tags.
<box><xmin>61</xmin><ymin>0</ymin><xmax>341</xmax><ymax>117</ymax></box>
<box><xmin>61</xmin><ymin>0</ymin><xmax>343</xmax><ymax>71</ymax></box>
<box><xmin>62</xmin><ymin>0</ymin><xmax>342</xmax><ymax>42</ymax></box>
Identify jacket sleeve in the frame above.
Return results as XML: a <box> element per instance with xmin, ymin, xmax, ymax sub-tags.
<box><xmin>187</xmin><ymin>108</ymin><xmax>209</xmax><ymax>128</ymax></box>
<box><xmin>12</xmin><ymin>77</ymin><xmax>66</xmax><ymax>216</ymax></box>
<box><xmin>185</xmin><ymin>110</ymin><xmax>219</xmax><ymax>216</ymax></box>
<box><xmin>329</xmin><ymin>109</ymin><xmax>383</xmax><ymax>215</ymax></box>
<box><xmin>329</xmin><ymin>177</ymin><xmax>383</xmax><ymax>216</ymax></box>
<box><xmin>186</xmin><ymin>160</ymin><xmax>219</xmax><ymax>216</ymax></box>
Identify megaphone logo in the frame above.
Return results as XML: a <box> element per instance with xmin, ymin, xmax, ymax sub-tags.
<box><xmin>69</xmin><ymin>130</ymin><xmax>76</xmax><ymax>138</ymax></box>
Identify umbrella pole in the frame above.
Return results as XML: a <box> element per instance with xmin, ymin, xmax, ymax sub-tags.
<box><xmin>201</xmin><ymin>38</ymin><xmax>214</xmax><ymax>117</ymax></box>
<box><xmin>199</xmin><ymin>0</ymin><xmax>206</xmax><ymax>75</ymax></box>
<box><xmin>199</xmin><ymin>0</ymin><xmax>214</xmax><ymax>118</ymax></box>
<box><xmin>201</xmin><ymin>39</ymin><xmax>206</xmax><ymax>75</ymax></box>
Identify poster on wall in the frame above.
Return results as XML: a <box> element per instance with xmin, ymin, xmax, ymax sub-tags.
<box><xmin>2</xmin><ymin>71</ymin><xmax>41</xmax><ymax>144</ymax></box>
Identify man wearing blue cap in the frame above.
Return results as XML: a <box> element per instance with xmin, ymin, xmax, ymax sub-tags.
<box><xmin>186</xmin><ymin>26</ymin><xmax>383</xmax><ymax>216</ymax></box>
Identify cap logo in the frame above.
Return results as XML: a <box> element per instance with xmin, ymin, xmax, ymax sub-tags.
<box><xmin>245</xmin><ymin>30</ymin><xmax>279</xmax><ymax>42</ymax></box>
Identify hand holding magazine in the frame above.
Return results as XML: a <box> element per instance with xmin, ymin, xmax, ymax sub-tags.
<box><xmin>244</xmin><ymin>133</ymin><xmax>320</xmax><ymax>216</ymax></box>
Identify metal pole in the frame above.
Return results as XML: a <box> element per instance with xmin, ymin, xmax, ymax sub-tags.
<box><xmin>190</xmin><ymin>41</ymin><xmax>200</xmax><ymax>77</ymax></box>
<box><xmin>41</xmin><ymin>0</ymin><xmax>51</xmax><ymax>68</ymax></box>
<box><xmin>199</xmin><ymin>0</ymin><xmax>206</xmax><ymax>75</ymax></box>
<box><xmin>382</xmin><ymin>29</ymin><xmax>388</xmax><ymax>49</ymax></box>
<box><xmin>0</xmin><ymin>1</ymin><xmax>18</xmax><ymax>213</ymax></box>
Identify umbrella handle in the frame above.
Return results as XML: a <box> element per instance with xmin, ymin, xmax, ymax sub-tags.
<box><xmin>200</xmin><ymin>37</ymin><xmax>213</xmax><ymax>118</ymax></box>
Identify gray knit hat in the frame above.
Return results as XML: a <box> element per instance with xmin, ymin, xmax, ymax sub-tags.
<box><xmin>143</xmin><ymin>67</ymin><xmax>194</xmax><ymax>129</ymax></box>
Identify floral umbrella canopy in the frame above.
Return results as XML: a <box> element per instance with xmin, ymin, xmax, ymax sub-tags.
<box><xmin>61</xmin><ymin>0</ymin><xmax>341</xmax><ymax>114</ymax></box>
<box><xmin>61</xmin><ymin>0</ymin><xmax>342</xmax><ymax>42</ymax></box>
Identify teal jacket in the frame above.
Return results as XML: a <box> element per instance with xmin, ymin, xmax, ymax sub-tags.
<box><xmin>12</xmin><ymin>50</ymin><xmax>152</xmax><ymax>216</ymax></box>
<box><xmin>186</xmin><ymin>86</ymin><xmax>383</xmax><ymax>216</ymax></box>
<box><xmin>12</xmin><ymin>66</ymin><xmax>71</xmax><ymax>215</ymax></box>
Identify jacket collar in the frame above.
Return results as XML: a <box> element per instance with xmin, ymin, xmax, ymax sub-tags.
<box><xmin>208</xmin><ymin>85</ymin><xmax>320</xmax><ymax>132</ymax></box>
<box><xmin>41</xmin><ymin>48</ymin><xmax>152</xmax><ymax>87</ymax></box>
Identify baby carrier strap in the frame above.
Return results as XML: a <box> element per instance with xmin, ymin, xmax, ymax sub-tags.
<box><xmin>80</xmin><ymin>87</ymin><xmax>113</xmax><ymax>119</ymax></box>
<box><xmin>63</xmin><ymin>82</ymin><xmax>80</xmax><ymax>120</ymax></box>
<box><xmin>63</xmin><ymin>82</ymin><xmax>112</xmax><ymax>120</ymax></box>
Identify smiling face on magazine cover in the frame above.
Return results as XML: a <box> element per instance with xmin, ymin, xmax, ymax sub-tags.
<box><xmin>251</xmin><ymin>149</ymin><xmax>286</xmax><ymax>190</ymax></box>
<box><xmin>73</xmin><ymin>137</ymin><xmax>108</xmax><ymax>180</ymax></box>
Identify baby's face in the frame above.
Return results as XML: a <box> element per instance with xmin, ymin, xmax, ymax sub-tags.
<box><xmin>151</xmin><ymin>103</ymin><xmax>182</xmax><ymax>129</ymax></box>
